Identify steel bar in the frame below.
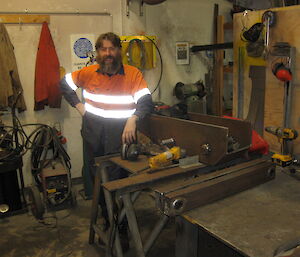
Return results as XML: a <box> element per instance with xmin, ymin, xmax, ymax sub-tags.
<box><xmin>118</xmin><ymin>191</ymin><xmax>141</xmax><ymax>224</ymax></box>
<box><xmin>144</xmin><ymin>215</ymin><xmax>169</xmax><ymax>254</ymax></box>
<box><xmin>89</xmin><ymin>163</ymin><xmax>103</xmax><ymax>244</ymax></box>
<box><xmin>160</xmin><ymin>161</ymin><xmax>275</xmax><ymax>216</ymax></box>
<box><xmin>188</xmin><ymin>112</ymin><xmax>251</xmax><ymax>151</ymax></box>
<box><xmin>101</xmin><ymin>165</ymin><xmax>123</xmax><ymax>257</ymax></box>
<box><xmin>139</xmin><ymin>114</ymin><xmax>251</xmax><ymax>165</ymax></box>
<box><xmin>103</xmin><ymin>162</ymin><xmax>205</xmax><ymax>194</ymax></box>
<box><xmin>284</xmin><ymin>47</ymin><xmax>295</xmax><ymax>128</ymax></box>
<box><xmin>122</xmin><ymin>193</ymin><xmax>145</xmax><ymax>257</ymax></box>
<box><xmin>0</xmin><ymin>11</ymin><xmax>111</xmax><ymax>16</ymax></box>
<box><xmin>190</xmin><ymin>42</ymin><xmax>233</xmax><ymax>52</ymax></box>
<box><xmin>154</xmin><ymin>158</ymin><xmax>269</xmax><ymax>196</ymax></box>
<box><xmin>139</xmin><ymin>115</ymin><xmax>229</xmax><ymax>165</ymax></box>
<box><xmin>238</xmin><ymin>47</ymin><xmax>245</xmax><ymax>118</ymax></box>
<box><xmin>245</xmin><ymin>66</ymin><xmax>266</xmax><ymax>135</ymax></box>
<box><xmin>92</xmin><ymin>224</ymin><xmax>109</xmax><ymax>245</ymax></box>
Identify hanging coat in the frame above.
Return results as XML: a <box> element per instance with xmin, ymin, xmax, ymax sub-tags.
<box><xmin>34</xmin><ymin>22</ymin><xmax>61</xmax><ymax>110</ymax></box>
<box><xmin>0</xmin><ymin>24</ymin><xmax>26</xmax><ymax>112</ymax></box>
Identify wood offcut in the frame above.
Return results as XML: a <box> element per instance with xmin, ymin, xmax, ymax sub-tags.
<box><xmin>0</xmin><ymin>14</ymin><xmax>50</xmax><ymax>24</ymax></box>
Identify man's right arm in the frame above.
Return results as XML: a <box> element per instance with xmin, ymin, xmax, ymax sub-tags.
<box><xmin>60</xmin><ymin>76</ymin><xmax>85</xmax><ymax>116</ymax></box>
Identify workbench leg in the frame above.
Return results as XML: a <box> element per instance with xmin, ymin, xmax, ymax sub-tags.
<box><xmin>89</xmin><ymin>164</ymin><xmax>102</xmax><ymax>244</ymax></box>
<box><xmin>118</xmin><ymin>191</ymin><xmax>141</xmax><ymax>224</ymax></box>
<box><xmin>144</xmin><ymin>214</ymin><xmax>169</xmax><ymax>255</ymax></box>
<box><xmin>175</xmin><ymin>216</ymin><xmax>198</xmax><ymax>257</ymax></box>
<box><xmin>123</xmin><ymin>192</ymin><xmax>145</xmax><ymax>257</ymax></box>
<box><xmin>102</xmin><ymin>166</ymin><xmax>124</xmax><ymax>257</ymax></box>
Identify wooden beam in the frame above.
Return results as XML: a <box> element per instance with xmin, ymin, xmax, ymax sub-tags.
<box><xmin>0</xmin><ymin>14</ymin><xmax>50</xmax><ymax>24</ymax></box>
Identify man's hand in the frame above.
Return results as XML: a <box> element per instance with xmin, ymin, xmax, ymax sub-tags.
<box><xmin>75</xmin><ymin>102</ymin><xmax>86</xmax><ymax>116</ymax></box>
<box><xmin>122</xmin><ymin>115</ymin><xmax>138</xmax><ymax>144</ymax></box>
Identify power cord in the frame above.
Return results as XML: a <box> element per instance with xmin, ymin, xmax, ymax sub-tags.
<box><xmin>143</xmin><ymin>35</ymin><xmax>163</xmax><ymax>95</ymax></box>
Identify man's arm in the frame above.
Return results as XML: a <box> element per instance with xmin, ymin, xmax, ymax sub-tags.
<box><xmin>122</xmin><ymin>94</ymin><xmax>153</xmax><ymax>144</ymax></box>
<box><xmin>60</xmin><ymin>77</ymin><xmax>86</xmax><ymax>116</ymax></box>
<box><xmin>133</xmin><ymin>94</ymin><xmax>153</xmax><ymax>120</ymax></box>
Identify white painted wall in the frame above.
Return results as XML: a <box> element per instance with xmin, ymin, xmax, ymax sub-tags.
<box><xmin>1</xmin><ymin>0</ymin><xmax>232</xmax><ymax>186</ymax></box>
<box><xmin>1</xmin><ymin>0</ymin><xmax>122</xmax><ymax>186</ymax></box>
<box><xmin>123</xmin><ymin>0</ymin><xmax>233</xmax><ymax>105</ymax></box>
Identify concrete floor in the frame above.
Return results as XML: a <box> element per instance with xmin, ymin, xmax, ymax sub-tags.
<box><xmin>0</xmin><ymin>188</ymin><xmax>175</xmax><ymax>257</ymax></box>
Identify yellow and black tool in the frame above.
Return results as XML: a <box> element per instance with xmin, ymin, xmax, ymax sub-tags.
<box><xmin>265</xmin><ymin>126</ymin><xmax>298</xmax><ymax>167</ymax></box>
<box><xmin>148</xmin><ymin>146</ymin><xmax>182</xmax><ymax>169</ymax></box>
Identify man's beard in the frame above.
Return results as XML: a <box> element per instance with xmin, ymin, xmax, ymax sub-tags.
<box><xmin>96</xmin><ymin>53</ymin><xmax>122</xmax><ymax>74</ymax></box>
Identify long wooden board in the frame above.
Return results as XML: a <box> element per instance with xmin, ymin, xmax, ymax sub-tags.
<box><xmin>0</xmin><ymin>14</ymin><xmax>50</xmax><ymax>24</ymax></box>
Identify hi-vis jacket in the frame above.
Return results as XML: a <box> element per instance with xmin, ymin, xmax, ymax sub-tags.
<box><xmin>60</xmin><ymin>64</ymin><xmax>153</xmax><ymax>119</ymax></box>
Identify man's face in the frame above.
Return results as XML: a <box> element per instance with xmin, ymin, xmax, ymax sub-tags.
<box><xmin>96</xmin><ymin>39</ymin><xmax>122</xmax><ymax>74</ymax></box>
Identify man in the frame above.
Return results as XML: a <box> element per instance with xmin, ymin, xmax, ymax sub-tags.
<box><xmin>60</xmin><ymin>32</ymin><xmax>153</xmax><ymax>236</ymax></box>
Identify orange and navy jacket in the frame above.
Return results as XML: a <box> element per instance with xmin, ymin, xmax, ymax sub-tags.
<box><xmin>60</xmin><ymin>64</ymin><xmax>153</xmax><ymax>119</ymax></box>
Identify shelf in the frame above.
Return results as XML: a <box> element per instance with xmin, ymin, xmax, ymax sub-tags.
<box><xmin>0</xmin><ymin>14</ymin><xmax>50</xmax><ymax>24</ymax></box>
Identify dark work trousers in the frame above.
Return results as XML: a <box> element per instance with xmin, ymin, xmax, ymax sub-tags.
<box><xmin>81</xmin><ymin>112</ymin><xmax>128</xmax><ymax>223</ymax></box>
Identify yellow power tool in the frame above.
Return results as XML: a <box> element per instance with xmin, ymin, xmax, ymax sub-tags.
<box><xmin>265</xmin><ymin>126</ymin><xmax>298</xmax><ymax>167</ymax></box>
<box><xmin>148</xmin><ymin>146</ymin><xmax>182</xmax><ymax>169</ymax></box>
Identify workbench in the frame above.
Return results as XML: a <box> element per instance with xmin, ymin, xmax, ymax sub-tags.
<box><xmin>88</xmin><ymin>153</ymin><xmax>284</xmax><ymax>257</ymax></box>
<box><xmin>176</xmin><ymin>171</ymin><xmax>300</xmax><ymax>257</ymax></box>
<box><xmin>89</xmin><ymin>154</ymin><xmax>205</xmax><ymax>257</ymax></box>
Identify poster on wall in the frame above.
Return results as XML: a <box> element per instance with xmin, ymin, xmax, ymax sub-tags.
<box><xmin>70</xmin><ymin>34</ymin><xmax>95</xmax><ymax>71</ymax></box>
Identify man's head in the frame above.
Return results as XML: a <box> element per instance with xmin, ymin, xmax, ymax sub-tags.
<box><xmin>95</xmin><ymin>32</ymin><xmax>122</xmax><ymax>74</ymax></box>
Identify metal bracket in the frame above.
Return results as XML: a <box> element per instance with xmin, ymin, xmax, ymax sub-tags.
<box><xmin>126</xmin><ymin>0</ymin><xmax>131</xmax><ymax>17</ymax></box>
<box><xmin>140</xmin><ymin>0</ymin><xmax>144</xmax><ymax>16</ymax></box>
<box><xmin>126</xmin><ymin>0</ymin><xmax>144</xmax><ymax>17</ymax></box>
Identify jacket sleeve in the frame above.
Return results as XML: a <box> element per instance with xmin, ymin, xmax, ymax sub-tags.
<box><xmin>60</xmin><ymin>76</ymin><xmax>81</xmax><ymax>107</ymax></box>
<box><xmin>130</xmin><ymin>68</ymin><xmax>153</xmax><ymax>119</ymax></box>
<box><xmin>134</xmin><ymin>94</ymin><xmax>153</xmax><ymax>119</ymax></box>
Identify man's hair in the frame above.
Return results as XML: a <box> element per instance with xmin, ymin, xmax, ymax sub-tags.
<box><xmin>95</xmin><ymin>32</ymin><xmax>122</xmax><ymax>50</ymax></box>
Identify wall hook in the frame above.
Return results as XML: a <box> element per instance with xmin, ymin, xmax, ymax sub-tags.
<box><xmin>19</xmin><ymin>17</ymin><xmax>23</xmax><ymax>30</ymax></box>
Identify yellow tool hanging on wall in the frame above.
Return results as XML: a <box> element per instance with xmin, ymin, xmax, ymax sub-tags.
<box><xmin>120</xmin><ymin>35</ymin><xmax>156</xmax><ymax>71</ymax></box>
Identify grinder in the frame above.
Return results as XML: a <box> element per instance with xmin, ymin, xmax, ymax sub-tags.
<box><xmin>121</xmin><ymin>143</ymin><xmax>140</xmax><ymax>161</ymax></box>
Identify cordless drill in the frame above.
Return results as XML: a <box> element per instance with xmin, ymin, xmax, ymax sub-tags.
<box><xmin>265</xmin><ymin>126</ymin><xmax>298</xmax><ymax>167</ymax></box>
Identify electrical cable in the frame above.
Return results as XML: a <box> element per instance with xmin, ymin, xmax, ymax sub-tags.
<box><xmin>142</xmin><ymin>35</ymin><xmax>163</xmax><ymax>95</ymax></box>
<box><xmin>0</xmin><ymin>117</ymin><xmax>72</xmax><ymax>205</ymax></box>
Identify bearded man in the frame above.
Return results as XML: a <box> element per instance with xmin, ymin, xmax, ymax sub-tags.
<box><xmin>60</xmin><ymin>32</ymin><xmax>153</xmax><ymax>232</ymax></box>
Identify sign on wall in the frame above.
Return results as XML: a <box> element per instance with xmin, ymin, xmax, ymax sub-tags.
<box><xmin>70</xmin><ymin>34</ymin><xmax>95</xmax><ymax>71</ymax></box>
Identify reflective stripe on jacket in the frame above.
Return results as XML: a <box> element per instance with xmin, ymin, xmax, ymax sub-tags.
<box><xmin>63</xmin><ymin>64</ymin><xmax>151</xmax><ymax>119</ymax></box>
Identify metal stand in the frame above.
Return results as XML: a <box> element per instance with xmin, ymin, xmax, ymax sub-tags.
<box><xmin>89</xmin><ymin>159</ymin><xmax>170</xmax><ymax>256</ymax></box>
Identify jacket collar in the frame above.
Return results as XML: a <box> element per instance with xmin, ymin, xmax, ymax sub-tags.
<box><xmin>96</xmin><ymin>64</ymin><xmax>125</xmax><ymax>76</ymax></box>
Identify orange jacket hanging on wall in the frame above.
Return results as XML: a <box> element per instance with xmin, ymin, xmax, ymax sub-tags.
<box><xmin>34</xmin><ymin>22</ymin><xmax>61</xmax><ymax>110</ymax></box>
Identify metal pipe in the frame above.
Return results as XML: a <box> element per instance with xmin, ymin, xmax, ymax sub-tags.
<box><xmin>0</xmin><ymin>11</ymin><xmax>111</xmax><ymax>16</ymax></box>
<box><xmin>123</xmin><ymin>193</ymin><xmax>145</xmax><ymax>257</ymax></box>
<box><xmin>144</xmin><ymin>215</ymin><xmax>169</xmax><ymax>254</ymax></box>
<box><xmin>118</xmin><ymin>191</ymin><xmax>141</xmax><ymax>224</ymax></box>
<box><xmin>101</xmin><ymin>165</ymin><xmax>124</xmax><ymax>257</ymax></box>
<box><xmin>89</xmin><ymin>163</ymin><xmax>103</xmax><ymax>244</ymax></box>
<box><xmin>191</xmin><ymin>42</ymin><xmax>233</xmax><ymax>52</ymax></box>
